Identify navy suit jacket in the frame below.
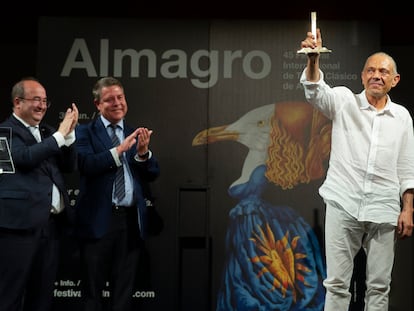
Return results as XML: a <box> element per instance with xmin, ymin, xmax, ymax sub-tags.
<box><xmin>74</xmin><ymin>117</ymin><xmax>160</xmax><ymax>239</ymax></box>
<box><xmin>0</xmin><ymin>115</ymin><xmax>76</xmax><ymax>230</ymax></box>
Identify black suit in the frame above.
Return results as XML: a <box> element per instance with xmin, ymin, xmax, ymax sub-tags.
<box><xmin>75</xmin><ymin>117</ymin><xmax>160</xmax><ymax>311</ymax></box>
<box><xmin>0</xmin><ymin>115</ymin><xmax>76</xmax><ymax>311</ymax></box>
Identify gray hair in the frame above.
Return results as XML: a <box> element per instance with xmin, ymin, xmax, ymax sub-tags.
<box><xmin>92</xmin><ymin>77</ymin><xmax>124</xmax><ymax>101</ymax></box>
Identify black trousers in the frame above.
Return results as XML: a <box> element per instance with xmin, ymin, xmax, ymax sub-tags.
<box><xmin>0</xmin><ymin>217</ymin><xmax>59</xmax><ymax>311</ymax></box>
<box><xmin>79</xmin><ymin>207</ymin><xmax>143</xmax><ymax>311</ymax></box>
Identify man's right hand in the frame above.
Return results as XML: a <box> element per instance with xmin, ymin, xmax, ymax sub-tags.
<box><xmin>301</xmin><ymin>28</ymin><xmax>322</xmax><ymax>50</ymax></box>
<box><xmin>58</xmin><ymin>103</ymin><xmax>79</xmax><ymax>137</ymax></box>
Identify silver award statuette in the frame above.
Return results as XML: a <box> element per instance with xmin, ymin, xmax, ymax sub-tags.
<box><xmin>297</xmin><ymin>11</ymin><xmax>332</xmax><ymax>54</ymax></box>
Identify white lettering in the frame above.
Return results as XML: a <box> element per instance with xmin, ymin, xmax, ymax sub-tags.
<box><xmin>100</xmin><ymin>39</ymin><xmax>109</xmax><ymax>76</ymax></box>
<box><xmin>60</xmin><ymin>39</ymin><xmax>272</xmax><ymax>88</ymax></box>
<box><xmin>223</xmin><ymin>50</ymin><xmax>242</xmax><ymax>78</ymax></box>
<box><xmin>161</xmin><ymin>49</ymin><xmax>187</xmax><ymax>78</ymax></box>
<box><xmin>61</xmin><ymin>38</ymin><xmax>98</xmax><ymax>76</ymax></box>
<box><xmin>114</xmin><ymin>49</ymin><xmax>157</xmax><ymax>77</ymax></box>
<box><xmin>243</xmin><ymin>50</ymin><xmax>271</xmax><ymax>79</ymax></box>
<box><xmin>190</xmin><ymin>50</ymin><xmax>218</xmax><ymax>88</ymax></box>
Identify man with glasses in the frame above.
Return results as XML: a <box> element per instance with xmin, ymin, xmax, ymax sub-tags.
<box><xmin>0</xmin><ymin>77</ymin><xmax>79</xmax><ymax>311</ymax></box>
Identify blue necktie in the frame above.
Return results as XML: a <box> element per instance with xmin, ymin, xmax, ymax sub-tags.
<box><xmin>109</xmin><ymin>124</ymin><xmax>125</xmax><ymax>201</ymax></box>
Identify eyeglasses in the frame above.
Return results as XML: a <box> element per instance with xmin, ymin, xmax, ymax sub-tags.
<box><xmin>18</xmin><ymin>97</ymin><xmax>51</xmax><ymax>108</ymax></box>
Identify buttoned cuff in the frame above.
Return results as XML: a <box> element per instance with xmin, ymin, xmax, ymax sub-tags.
<box><xmin>110</xmin><ymin>147</ymin><xmax>122</xmax><ymax>166</ymax></box>
<box><xmin>134</xmin><ymin>150</ymin><xmax>152</xmax><ymax>162</ymax></box>
<box><xmin>64</xmin><ymin>130</ymin><xmax>76</xmax><ymax>146</ymax></box>
<box><xmin>53</xmin><ymin>132</ymin><xmax>65</xmax><ymax>147</ymax></box>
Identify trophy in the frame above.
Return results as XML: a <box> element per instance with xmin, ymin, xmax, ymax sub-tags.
<box><xmin>0</xmin><ymin>127</ymin><xmax>15</xmax><ymax>174</ymax></box>
<box><xmin>297</xmin><ymin>12</ymin><xmax>331</xmax><ymax>54</ymax></box>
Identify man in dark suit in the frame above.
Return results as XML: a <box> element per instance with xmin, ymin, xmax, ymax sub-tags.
<box><xmin>0</xmin><ymin>77</ymin><xmax>79</xmax><ymax>311</ymax></box>
<box><xmin>75</xmin><ymin>76</ymin><xmax>160</xmax><ymax>311</ymax></box>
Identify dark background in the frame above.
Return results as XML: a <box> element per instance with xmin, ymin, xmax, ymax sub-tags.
<box><xmin>1</xmin><ymin>3</ymin><xmax>411</xmax><ymax>118</ymax></box>
<box><xmin>3</xmin><ymin>3</ymin><xmax>410</xmax><ymax>45</ymax></box>
<box><xmin>1</xmin><ymin>4</ymin><xmax>412</xmax><ymax>311</ymax></box>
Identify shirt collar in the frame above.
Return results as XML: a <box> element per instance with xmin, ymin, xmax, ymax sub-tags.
<box><xmin>358</xmin><ymin>91</ymin><xmax>395</xmax><ymax>117</ymax></box>
<box><xmin>13</xmin><ymin>113</ymin><xmax>39</xmax><ymax>128</ymax></box>
<box><xmin>100</xmin><ymin>115</ymin><xmax>124</xmax><ymax>130</ymax></box>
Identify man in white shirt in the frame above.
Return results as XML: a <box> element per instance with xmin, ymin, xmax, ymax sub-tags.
<box><xmin>299</xmin><ymin>29</ymin><xmax>414</xmax><ymax>311</ymax></box>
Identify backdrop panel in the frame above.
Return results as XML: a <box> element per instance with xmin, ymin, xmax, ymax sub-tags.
<box><xmin>36</xmin><ymin>17</ymin><xmax>394</xmax><ymax>311</ymax></box>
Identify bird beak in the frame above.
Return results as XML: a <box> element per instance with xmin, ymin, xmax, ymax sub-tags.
<box><xmin>192</xmin><ymin>125</ymin><xmax>239</xmax><ymax>146</ymax></box>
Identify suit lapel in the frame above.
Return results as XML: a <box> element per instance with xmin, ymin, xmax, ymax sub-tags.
<box><xmin>92</xmin><ymin>118</ymin><xmax>113</xmax><ymax>149</ymax></box>
<box><xmin>9</xmin><ymin>115</ymin><xmax>37</xmax><ymax>143</ymax></box>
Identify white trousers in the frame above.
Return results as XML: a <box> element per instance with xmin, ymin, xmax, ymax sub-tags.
<box><xmin>323</xmin><ymin>201</ymin><xmax>396</xmax><ymax>311</ymax></box>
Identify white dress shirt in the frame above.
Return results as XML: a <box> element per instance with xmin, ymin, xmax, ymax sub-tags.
<box><xmin>300</xmin><ymin>69</ymin><xmax>414</xmax><ymax>225</ymax></box>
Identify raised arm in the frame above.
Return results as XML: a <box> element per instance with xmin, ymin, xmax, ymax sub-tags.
<box><xmin>301</xmin><ymin>28</ymin><xmax>322</xmax><ymax>82</ymax></box>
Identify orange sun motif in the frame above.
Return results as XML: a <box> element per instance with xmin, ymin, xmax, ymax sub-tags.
<box><xmin>250</xmin><ymin>223</ymin><xmax>311</xmax><ymax>302</ymax></box>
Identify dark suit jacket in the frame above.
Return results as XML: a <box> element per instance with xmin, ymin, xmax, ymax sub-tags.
<box><xmin>0</xmin><ymin>115</ymin><xmax>76</xmax><ymax>230</ymax></box>
<box><xmin>74</xmin><ymin>117</ymin><xmax>160</xmax><ymax>240</ymax></box>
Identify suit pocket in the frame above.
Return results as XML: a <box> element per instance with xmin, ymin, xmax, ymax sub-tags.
<box><xmin>0</xmin><ymin>190</ymin><xmax>29</xmax><ymax>199</ymax></box>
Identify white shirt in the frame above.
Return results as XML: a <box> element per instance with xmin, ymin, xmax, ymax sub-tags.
<box><xmin>300</xmin><ymin>69</ymin><xmax>414</xmax><ymax>225</ymax></box>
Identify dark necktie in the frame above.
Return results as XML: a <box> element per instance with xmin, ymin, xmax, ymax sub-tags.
<box><xmin>109</xmin><ymin>124</ymin><xmax>126</xmax><ymax>201</ymax></box>
<box><xmin>28</xmin><ymin>125</ymin><xmax>62</xmax><ymax>211</ymax></box>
